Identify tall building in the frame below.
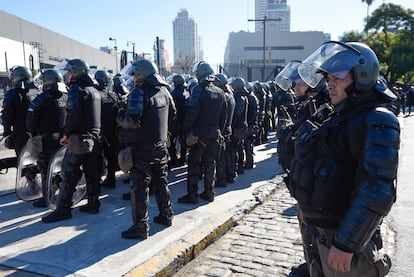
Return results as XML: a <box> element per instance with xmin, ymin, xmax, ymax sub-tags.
<box><xmin>172</xmin><ymin>9</ymin><xmax>203</xmax><ymax>72</ymax></box>
<box><xmin>154</xmin><ymin>38</ymin><xmax>172</xmax><ymax>75</ymax></box>
<box><xmin>255</xmin><ymin>0</ymin><xmax>290</xmax><ymax>32</ymax></box>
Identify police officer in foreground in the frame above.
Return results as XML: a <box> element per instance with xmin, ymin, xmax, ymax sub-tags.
<box><xmin>177</xmin><ymin>61</ymin><xmax>226</xmax><ymax>204</ymax></box>
<box><xmin>117</xmin><ymin>59</ymin><xmax>176</xmax><ymax>240</ymax></box>
<box><xmin>2</xmin><ymin>66</ymin><xmax>40</xmax><ymax>156</ymax></box>
<box><xmin>42</xmin><ymin>59</ymin><xmax>102</xmax><ymax>223</ymax></box>
<box><xmin>288</xmin><ymin>41</ymin><xmax>399</xmax><ymax>276</ymax></box>
<box><xmin>26</xmin><ymin>69</ymin><xmax>68</xmax><ymax>208</ymax></box>
<box><xmin>95</xmin><ymin>70</ymin><xmax>120</xmax><ymax>188</ymax></box>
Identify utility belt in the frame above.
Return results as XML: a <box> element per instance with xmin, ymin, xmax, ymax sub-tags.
<box><xmin>303</xmin><ymin>216</ymin><xmax>340</xmax><ymax>229</ymax></box>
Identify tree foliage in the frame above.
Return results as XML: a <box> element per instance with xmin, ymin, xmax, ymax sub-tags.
<box><xmin>340</xmin><ymin>3</ymin><xmax>414</xmax><ymax>84</ymax></box>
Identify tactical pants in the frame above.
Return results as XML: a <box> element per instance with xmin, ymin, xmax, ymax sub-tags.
<box><xmin>244</xmin><ymin>135</ymin><xmax>255</xmax><ymax>168</ymax></box>
<box><xmin>298</xmin><ymin>220</ymin><xmax>323</xmax><ymax>277</ymax></box>
<box><xmin>37</xmin><ymin>139</ymin><xmax>61</xmax><ymax>202</ymax></box>
<box><xmin>57</xmin><ymin>144</ymin><xmax>101</xmax><ymax>210</ymax></box>
<box><xmin>235</xmin><ymin>139</ymin><xmax>245</xmax><ymax>172</ymax></box>
<box><xmin>187</xmin><ymin>138</ymin><xmax>220</xmax><ymax>197</ymax></box>
<box><xmin>129</xmin><ymin>146</ymin><xmax>171</xmax><ymax>226</ymax></box>
<box><xmin>102</xmin><ymin>130</ymin><xmax>120</xmax><ymax>180</ymax></box>
<box><xmin>314</xmin><ymin>227</ymin><xmax>391</xmax><ymax>277</ymax></box>
<box><xmin>216</xmin><ymin>137</ymin><xmax>233</xmax><ymax>184</ymax></box>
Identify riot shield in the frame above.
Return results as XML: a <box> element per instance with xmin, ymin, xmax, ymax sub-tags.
<box><xmin>15</xmin><ymin>144</ymin><xmax>42</xmax><ymax>201</ymax></box>
<box><xmin>45</xmin><ymin>146</ymin><xmax>87</xmax><ymax>210</ymax></box>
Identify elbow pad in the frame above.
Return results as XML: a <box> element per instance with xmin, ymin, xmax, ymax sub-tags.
<box><xmin>334</xmin><ymin>179</ymin><xmax>395</xmax><ymax>253</ymax></box>
<box><xmin>335</xmin><ymin>108</ymin><xmax>399</xmax><ymax>253</ymax></box>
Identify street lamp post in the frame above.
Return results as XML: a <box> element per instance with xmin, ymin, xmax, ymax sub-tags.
<box><xmin>109</xmin><ymin>37</ymin><xmax>118</xmax><ymax>73</ymax></box>
<box><xmin>127</xmin><ymin>41</ymin><xmax>136</xmax><ymax>61</ymax></box>
<box><xmin>248</xmin><ymin>16</ymin><xmax>282</xmax><ymax>81</ymax></box>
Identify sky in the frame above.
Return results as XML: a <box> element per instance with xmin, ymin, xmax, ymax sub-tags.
<box><xmin>1</xmin><ymin>0</ymin><xmax>413</xmax><ymax>69</ymax></box>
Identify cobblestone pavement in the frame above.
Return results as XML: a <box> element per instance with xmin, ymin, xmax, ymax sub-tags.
<box><xmin>174</xmin><ymin>183</ymin><xmax>396</xmax><ymax>277</ymax></box>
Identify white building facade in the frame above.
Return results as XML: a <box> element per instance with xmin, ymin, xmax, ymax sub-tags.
<box><xmin>223</xmin><ymin>30</ymin><xmax>329</xmax><ymax>81</ymax></box>
<box><xmin>0</xmin><ymin>10</ymin><xmax>118</xmax><ymax>81</ymax></box>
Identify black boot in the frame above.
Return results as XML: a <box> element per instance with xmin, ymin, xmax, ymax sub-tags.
<box><xmin>79</xmin><ymin>198</ymin><xmax>100</xmax><ymax>214</ymax></box>
<box><xmin>177</xmin><ymin>194</ymin><xmax>198</xmax><ymax>204</ymax></box>
<box><xmin>42</xmin><ymin>208</ymin><xmax>72</xmax><ymax>223</ymax></box>
<box><xmin>122</xmin><ymin>191</ymin><xmax>131</xmax><ymax>200</ymax></box>
<box><xmin>121</xmin><ymin>222</ymin><xmax>149</xmax><ymax>240</ymax></box>
<box><xmin>199</xmin><ymin>191</ymin><xmax>215</xmax><ymax>202</ymax></box>
<box><xmin>33</xmin><ymin>198</ymin><xmax>47</xmax><ymax>208</ymax></box>
<box><xmin>153</xmin><ymin>214</ymin><xmax>173</xmax><ymax>226</ymax></box>
<box><xmin>101</xmin><ymin>176</ymin><xmax>116</xmax><ymax>188</ymax></box>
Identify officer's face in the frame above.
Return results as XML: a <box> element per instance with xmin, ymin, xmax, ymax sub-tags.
<box><xmin>293</xmin><ymin>78</ymin><xmax>308</xmax><ymax>97</ymax></box>
<box><xmin>326</xmin><ymin>72</ymin><xmax>353</xmax><ymax>106</ymax></box>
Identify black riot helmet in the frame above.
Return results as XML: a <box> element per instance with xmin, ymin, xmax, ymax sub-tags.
<box><xmin>63</xmin><ymin>58</ymin><xmax>90</xmax><ymax>81</ymax></box>
<box><xmin>94</xmin><ymin>70</ymin><xmax>112</xmax><ymax>88</ymax></box>
<box><xmin>192</xmin><ymin>61</ymin><xmax>214</xmax><ymax>81</ymax></box>
<box><xmin>39</xmin><ymin>68</ymin><xmax>67</xmax><ymax>92</ymax></box>
<box><xmin>298</xmin><ymin>41</ymin><xmax>379</xmax><ymax>94</ymax></box>
<box><xmin>172</xmin><ymin>74</ymin><xmax>186</xmax><ymax>87</ymax></box>
<box><xmin>230</xmin><ymin>77</ymin><xmax>248</xmax><ymax>94</ymax></box>
<box><xmin>9</xmin><ymin>66</ymin><xmax>32</xmax><ymax>87</ymax></box>
<box><xmin>131</xmin><ymin>59</ymin><xmax>158</xmax><ymax>83</ymax></box>
<box><xmin>214</xmin><ymin>73</ymin><xmax>228</xmax><ymax>87</ymax></box>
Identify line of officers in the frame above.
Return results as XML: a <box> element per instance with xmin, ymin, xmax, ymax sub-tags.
<box><xmin>1</xmin><ymin>58</ymin><xmax>278</xmax><ymax>240</ymax></box>
<box><xmin>2</xmin><ymin>40</ymin><xmax>400</xmax><ymax>277</ymax></box>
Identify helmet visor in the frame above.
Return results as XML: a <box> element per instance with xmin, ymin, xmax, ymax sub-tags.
<box><xmin>274</xmin><ymin>60</ymin><xmax>301</xmax><ymax>91</ymax></box>
<box><xmin>298</xmin><ymin>41</ymin><xmax>362</xmax><ymax>86</ymax></box>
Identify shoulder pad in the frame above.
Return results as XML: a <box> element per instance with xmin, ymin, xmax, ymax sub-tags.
<box><xmin>2</xmin><ymin>89</ymin><xmax>17</xmax><ymax>108</ymax></box>
<box><xmin>126</xmin><ymin>87</ymin><xmax>145</xmax><ymax>115</ymax></box>
<box><xmin>146</xmin><ymin>74</ymin><xmax>169</xmax><ymax>87</ymax></box>
<box><xmin>67</xmin><ymin>84</ymin><xmax>80</xmax><ymax>109</ymax></box>
<box><xmin>27</xmin><ymin>92</ymin><xmax>48</xmax><ymax>112</ymax></box>
<box><xmin>367</xmin><ymin>107</ymin><xmax>399</xmax><ymax>131</ymax></box>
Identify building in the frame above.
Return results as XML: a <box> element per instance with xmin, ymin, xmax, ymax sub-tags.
<box><xmin>172</xmin><ymin>9</ymin><xmax>203</xmax><ymax>73</ymax></box>
<box><xmin>0</xmin><ymin>10</ymin><xmax>119</xmax><ymax>88</ymax></box>
<box><xmin>223</xmin><ymin>30</ymin><xmax>329</xmax><ymax>81</ymax></box>
<box><xmin>255</xmin><ymin>0</ymin><xmax>290</xmax><ymax>32</ymax></box>
<box><xmin>154</xmin><ymin>38</ymin><xmax>172</xmax><ymax>76</ymax></box>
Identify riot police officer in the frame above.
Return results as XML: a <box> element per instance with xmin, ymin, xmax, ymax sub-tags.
<box><xmin>275</xmin><ymin>60</ymin><xmax>331</xmax><ymax>276</ymax></box>
<box><xmin>243</xmin><ymin>82</ymin><xmax>259</xmax><ymax>169</ymax></box>
<box><xmin>42</xmin><ymin>58</ymin><xmax>102</xmax><ymax>223</ymax></box>
<box><xmin>252</xmin><ymin>81</ymin><xmax>267</xmax><ymax>145</ymax></box>
<box><xmin>95</xmin><ymin>70</ymin><xmax>120</xmax><ymax>188</ymax></box>
<box><xmin>177</xmin><ymin>61</ymin><xmax>226</xmax><ymax>204</ymax></box>
<box><xmin>214</xmin><ymin>73</ymin><xmax>235</xmax><ymax>187</ymax></box>
<box><xmin>229</xmin><ymin>77</ymin><xmax>249</xmax><ymax>177</ymax></box>
<box><xmin>289</xmin><ymin>41</ymin><xmax>399</xmax><ymax>276</ymax></box>
<box><xmin>26</xmin><ymin>69</ymin><xmax>68</xmax><ymax>208</ymax></box>
<box><xmin>2</xmin><ymin>66</ymin><xmax>40</xmax><ymax>156</ymax></box>
<box><xmin>168</xmin><ymin>74</ymin><xmax>189</xmax><ymax>168</ymax></box>
<box><xmin>117</xmin><ymin>59</ymin><xmax>176</xmax><ymax>240</ymax></box>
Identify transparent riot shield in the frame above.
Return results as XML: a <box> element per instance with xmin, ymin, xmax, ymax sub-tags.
<box><xmin>15</xmin><ymin>144</ymin><xmax>42</xmax><ymax>200</ymax></box>
<box><xmin>45</xmin><ymin>146</ymin><xmax>87</xmax><ymax>210</ymax></box>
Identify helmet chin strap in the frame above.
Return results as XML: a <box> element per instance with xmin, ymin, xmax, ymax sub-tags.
<box><xmin>345</xmin><ymin>82</ymin><xmax>357</xmax><ymax>98</ymax></box>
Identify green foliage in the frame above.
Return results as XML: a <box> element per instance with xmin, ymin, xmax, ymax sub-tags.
<box><xmin>341</xmin><ymin>3</ymin><xmax>414</xmax><ymax>85</ymax></box>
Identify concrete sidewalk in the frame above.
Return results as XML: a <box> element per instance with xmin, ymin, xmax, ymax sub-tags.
<box><xmin>0</xmin><ymin>133</ymin><xmax>282</xmax><ymax>277</ymax></box>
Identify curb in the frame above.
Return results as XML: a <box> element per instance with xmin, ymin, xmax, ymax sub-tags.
<box><xmin>127</xmin><ymin>175</ymin><xmax>285</xmax><ymax>277</ymax></box>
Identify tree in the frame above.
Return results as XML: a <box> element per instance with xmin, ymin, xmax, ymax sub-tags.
<box><xmin>361</xmin><ymin>0</ymin><xmax>375</xmax><ymax>19</ymax></box>
<box><xmin>339</xmin><ymin>30</ymin><xmax>365</xmax><ymax>42</ymax></box>
<box><xmin>363</xmin><ymin>3</ymin><xmax>414</xmax><ymax>84</ymax></box>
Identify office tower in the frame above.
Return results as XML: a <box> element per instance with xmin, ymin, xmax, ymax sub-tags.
<box><xmin>173</xmin><ymin>9</ymin><xmax>203</xmax><ymax>71</ymax></box>
<box><xmin>255</xmin><ymin>0</ymin><xmax>291</xmax><ymax>32</ymax></box>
